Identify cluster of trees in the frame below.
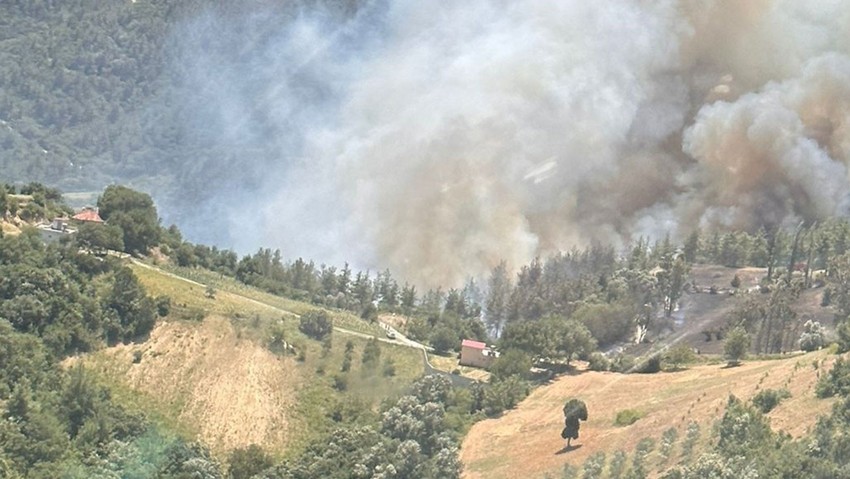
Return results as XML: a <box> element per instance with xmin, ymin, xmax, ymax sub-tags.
<box><xmin>96</xmin><ymin>185</ymin><xmax>162</xmax><ymax>254</ymax></box>
<box><xmin>165</xmin><ymin>221</ymin><xmax>844</xmax><ymax>366</ymax></box>
<box><xmin>0</xmin><ymin>229</ymin><xmax>163</xmax><ymax>356</ymax></box>
<box><xmin>0</xmin><ymin>0</ymin><xmax>174</xmax><ymax>190</ymax></box>
<box><xmin>661</xmin><ymin>390</ymin><xmax>850</xmax><ymax>478</ymax></box>
<box><xmin>1</xmin><ymin>182</ymin><xmax>71</xmax><ymax>222</ymax></box>
<box><xmin>255</xmin><ymin>375</ymin><xmax>462</xmax><ymax>479</ymax></box>
<box><xmin>689</xmin><ymin>221</ymin><xmax>850</xmax><ymax>280</ymax></box>
<box><xmin>0</xmin><ymin>216</ymin><xmax>223</xmax><ymax>476</ymax></box>
<box><xmin>2</xmin><ymin>183</ymin><xmax>163</xmax><ymax>259</ymax></box>
<box><xmin>25</xmin><ymin>183</ymin><xmax>850</xmax><ymax>372</ymax></box>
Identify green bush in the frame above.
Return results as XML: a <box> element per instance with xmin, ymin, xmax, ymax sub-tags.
<box><xmin>489</xmin><ymin>349</ymin><xmax>532</xmax><ymax>380</ymax></box>
<box><xmin>588</xmin><ymin>352</ymin><xmax>611</xmax><ymax>371</ymax></box>
<box><xmin>610</xmin><ymin>354</ymin><xmax>636</xmax><ymax>373</ymax></box>
<box><xmin>382</xmin><ymin>359</ymin><xmax>397</xmax><ymax>377</ymax></box>
<box><xmin>155</xmin><ymin>295</ymin><xmax>171</xmax><ymax>317</ymax></box>
<box><xmin>816</xmin><ymin>357</ymin><xmax>850</xmax><ymax>398</ymax></box>
<box><xmin>332</xmin><ymin>373</ymin><xmax>348</xmax><ymax>391</ymax></box>
<box><xmin>299</xmin><ymin>310</ymin><xmax>333</xmax><ymax>340</ymax></box>
<box><xmin>634</xmin><ymin>354</ymin><xmax>662</xmax><ymax>374</ymax></box>
<box><xmin>614</xmin><ymin>409</ymin><xmax>643</xmax><ymax>426</ymax></box>
<box><xmin>751</xmin><ymin>388</ymin><xmax>791</xmax><ymax>413</ymax></box>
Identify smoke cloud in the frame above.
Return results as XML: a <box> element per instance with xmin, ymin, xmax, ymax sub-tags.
<box><xmin>161</xmin><ymin>0</ymin><xmax>850</xmax><ymax>287</ymax></box>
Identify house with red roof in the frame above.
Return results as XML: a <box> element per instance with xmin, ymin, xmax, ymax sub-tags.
<box><xmin>459</xmin><ymin>339</ymin><xmax>499</xmax><ymax>369</ymax></box>
<box><xmin>72</xmin><ymin>207</ymin><xmax>104</xmax><ymax>224</ymax></box>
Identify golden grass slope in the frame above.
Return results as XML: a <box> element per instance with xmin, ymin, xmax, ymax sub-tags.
<box><xmin>461</xmin><ymin>351</ymin><xmax>836</xmax><ymax>479</ymax></box>
<box><xmin>85</xmin><ymin>316</ymin><xmax>297</xmax><ymax>455</ymax></box>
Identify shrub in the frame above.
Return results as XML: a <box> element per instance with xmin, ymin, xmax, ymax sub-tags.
<box><xmin>608</xmin><ymin>450</ymin><xmax>627</xmax><ymax>479</ymax></box>
<box><xmin>155</xmin><ymin>296</ymin><xmax>171</xmax><ymax>317</ymax></box>
<box><xmin>614</xmin><ymin>409</ymin><xmax>643</xmax><ymax>426</ymax></box>
<box><xmin>180</xmin><ymin>307</ymin><xmax>206</xmax><ymax>322</ymax></box>
<box><xmin>382</xmin><ymin>359</ymin><xmax>396</xmax><ymax>377</ymax></box>
<box><xmin>299</xmin><ymin>310</ymin><xmax>333</xmax><ymax>340</ymax></box>
<box><xmin>361</xmin><ymin>338</ymin><xmax>381</xmax><ymax>368</ymax></box>
<box><xmin>634</xmin><ymin>354</ymin><xmax>661</xmax><ymax>374</ymax></box>
<box><xmin>681</xmin><ymin>421</ymin><xmax>700</xmax><ymax>460</ymax></box>
<box><xmin>483</xmin><ymin>376</ymin><xmax>528</xmax><ymax>416</ymax></box>
<box><xmin>816</xmin><ymin>357</ymin><xmax>850</xmax><ymax>398</ymax></box>
<box><xmin>430</xmin><ymin>326</ymin><xmax>457</xmax><ymax>354</ymax></box>
<box><xmin>228</xmin><ymin>444</ymin><xmax>273</xmax><ymax>479</ymax></box>
<box><xmin>724</xmin><ymin>327</ymin><xmax>750</xmax><ymax>366</ymax></box>
<box><xmin>660</xmin><ymin>427</ymin><xmax>679</xmax><ymax>462</ymax></box>
<box><xmin>332</xmin><ymin>373</ymin><xmax>348</xmax><ymax>391</ymax></box>
<box><xmin>588</xmin><ymin>352</ymin><xmax>611</xmax><ymax>371</ymax></box>
<box><xmin>581</xmin><ymin>451</ymin><xmax>606</xmax><ymax>479</ymax></box>
<box><xmin>489</xmin><ymin>349</ymin><xmax>532</xmax><ymax>380</ymax></box>
<box><xmin>632</xmin><ymin>437</ymin><xmax>656</xmax><ymax>473</ymax></box>
<box><xmin>610</xmin><ymin>354</ymin><xmax>635</xmax><ymax>373</ymax></box>
<box><xmin>821</xmin><ymin>288</ymin><xmax>832</xmax><ymax>307</ymax></box>
<box><xmin>664</xmin><ymin>344</ymin><xmax>696</xmax><ymax>370</ymax></box>
<box><xmin>751</xmin><ymin>388</ymin><xmax>791</xmax><ymax>413</ymax></box>
<box><xmin>731</xmin><ymin>274</ymin><xmax>741</xmax><ymax>289</ymax></box>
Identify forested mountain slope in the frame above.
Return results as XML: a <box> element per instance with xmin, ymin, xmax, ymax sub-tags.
<box><xmin>0</xmin><ymin>0</ymin><xmax>359</xmax><ymax>242</ymax></box>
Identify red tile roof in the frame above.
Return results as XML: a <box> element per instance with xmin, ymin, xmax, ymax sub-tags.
<box><xmin>461</xmin><ymin>339</ymin><xmax>486</xmax><ymax>350</ymax></box>
<box><xmin>73</xmin><ymin>208</ymin><xmax>104</xmax><ymax>223</ymax></box>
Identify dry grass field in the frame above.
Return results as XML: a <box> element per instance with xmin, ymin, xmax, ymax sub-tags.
<box><xmin>461</xmin><ymin>350</ymin><xmax>837</xmax><ymax>479</ymax></box>
<box><xmin>75</xmin><ymin>316</ymin><xmax>300</xmax><ymax>455</ymax></box>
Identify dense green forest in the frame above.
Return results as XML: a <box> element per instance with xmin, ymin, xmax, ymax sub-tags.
<box><xmin>0</xmin><ymin>0</ymin><xmax>359</xmax><ymax>242</ymax></box>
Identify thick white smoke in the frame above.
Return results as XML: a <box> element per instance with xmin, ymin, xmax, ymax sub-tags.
<box><xmin>171</xmin><ymin>0</ymin><xmax>850</xmax><ymax>287</ymax></box>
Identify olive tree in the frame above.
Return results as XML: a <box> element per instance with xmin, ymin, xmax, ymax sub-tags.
<box><xmin>561</xmin><ymin>398</ymin><xmax>588</xmax><ymax>447</ymax></box>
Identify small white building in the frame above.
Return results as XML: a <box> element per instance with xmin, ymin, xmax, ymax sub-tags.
<box><xmin>37</xmin><ymin>218</ymin><xmax>76</xmax><ymax>244</ymax></box>
<box><xmin>459</xmin><ymin>339</ymin><xmax>499</xmax><ymax>369</ymax></box>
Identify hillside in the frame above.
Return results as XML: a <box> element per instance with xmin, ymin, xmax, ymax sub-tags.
<box><xmin>73</xmin><ymin>316</ymin><xmax>300</xmax><ymax>455</ymax></box>
<box><xmin>461</xmin><ymin>350</ymin><xmax>836</xmax><ymax>479</ymax></box>
<box><xmin>75</xmin><ymin>260</ymin><xmax>426</xmax><ymax>459</ymax></box>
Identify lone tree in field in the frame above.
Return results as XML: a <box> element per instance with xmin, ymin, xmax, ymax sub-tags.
<box><xmin>561</xmin><ymin>398</ymin><xmax>588</xmax><ymax>447</ymax></box>
<box><xmin>724</xmin><ymin>326</ymin><xmax>750</xmax><ymax>366</ymax></box>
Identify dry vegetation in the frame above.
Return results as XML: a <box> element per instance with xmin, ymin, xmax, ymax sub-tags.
<box><xmin>78</xmin><ymin>316</ymin><xmax>299</xmax><ymax>455</ymax></box>
<box><xmin>461</xmin><ymin>350</ymin><xmax>836</xmax><ymax>479</ymax></box>
<box><xmin>75</xmin><ymin>261</ymin><xmax>425</xmax><ymax>460</ymax></box>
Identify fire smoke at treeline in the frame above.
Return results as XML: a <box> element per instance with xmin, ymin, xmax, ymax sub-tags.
<box><xmin>167</xmin><ymin>0</ymin><xmax>850</xmax><ymax>288</ymax></box>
